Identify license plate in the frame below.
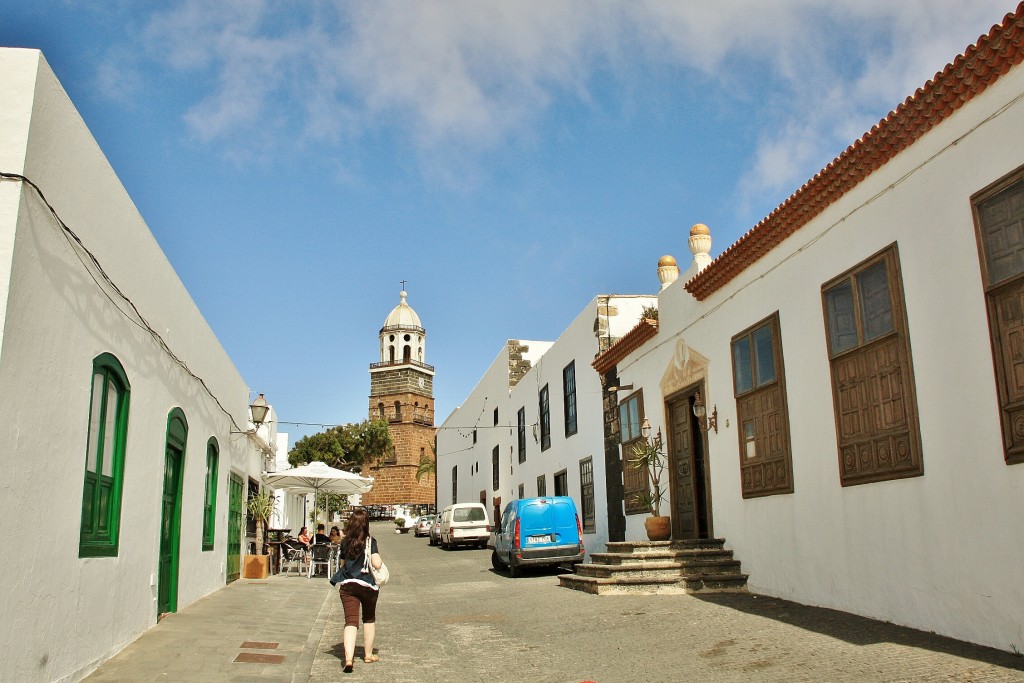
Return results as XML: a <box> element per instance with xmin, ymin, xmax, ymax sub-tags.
<box><xmin>527</xmin><ymin>535</ymin><xmax>551</xmax><ymax>544</ymax></box>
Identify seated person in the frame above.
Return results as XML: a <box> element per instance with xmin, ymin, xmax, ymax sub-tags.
<box><xmin>297</xmin><ymin>526</ymin><xmax>311</xmax><ymax>547</ymax></box>
<box><xmin>313</xmin><ymin>523</ymin><xmax>331</xmax><ymax>545</ymax></box>
<box><xmin>328</xmin><ymin>525</ymin><xmax>342</xmax><ymax>544</ymax></box>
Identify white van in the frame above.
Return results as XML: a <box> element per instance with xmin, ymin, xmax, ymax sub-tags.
<box><xmin>438</xmin><ymin>503</ymin><xmax>490</xmax><ymax>549</ymax></box>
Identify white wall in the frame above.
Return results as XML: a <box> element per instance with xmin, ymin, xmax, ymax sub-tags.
<box><xmin>269</xmin><ymin>431</ymin><xmax>311</xmax><ymax>533</ymax></box>
<box><xmin>438</xmin><ymin>295</ymin><xmax>656</xmax><ymax>557</ymax></box>
<box><xmin>0</xmin><ymin>49</ymin><xmax>266</xmax><ymax>681</ymax></box>
<box><xmin>614</xmin><ymin>61</ymin><xmax>1024</xmax><ymax>651</ymax></box>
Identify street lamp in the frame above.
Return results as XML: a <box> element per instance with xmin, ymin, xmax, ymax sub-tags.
<box><xmin>250</xmin><ymin>393</ymin><xmax>270</xmax><ymax>426</ymax></box>
<box><xmin>692</xmin><ymin>392</ymin><xmax>718</xmax><ymax>434</ymax></box>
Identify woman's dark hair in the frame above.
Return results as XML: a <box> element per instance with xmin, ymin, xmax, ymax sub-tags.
<box><xmin>344</xmin><ymin>508</ymin><xmax>370</xmax><ymax>559</ymax></box>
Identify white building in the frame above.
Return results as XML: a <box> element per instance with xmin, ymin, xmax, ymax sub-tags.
<box><xmin>269</xmin><ymin>432</ymin><xmax>309</xmax><ymax>533</ymax></box>
<box><xmin>437</xmin><ymin>295</ymin><xmax>656</xmax><ymax>555</ymax></box>
<box><xmin>596</xmin><ymin>10</ymin><xmax>1024</xmax><ymax>652</ymax></box>
<box><xmin>0</xmin><ymin>49</ymin><xmax>272</xmax><ymax>681</ymax></box>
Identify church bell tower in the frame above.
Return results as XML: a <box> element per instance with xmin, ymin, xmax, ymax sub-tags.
<box><xmin>361</xmin><ymin>288</ymin><xmax>436</xmax><ymax>507</ymax></box>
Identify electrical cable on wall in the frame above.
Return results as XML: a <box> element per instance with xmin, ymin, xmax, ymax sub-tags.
<box><xmin>0</xmin><ymin>171</ymin><xmax>249</xmax><ymax>435</ymax></box>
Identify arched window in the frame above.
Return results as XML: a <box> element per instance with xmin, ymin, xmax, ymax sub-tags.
<box><xmin>388</xmin><ymin>346</ymin><xmax>395</xmax><ymax>362</ymax></box>
<box><xmin>394</xmin><ymin>400</ymin><xmax>402</xmax><ymax>421</ymax></box>
<box><xmin>403</xmin><ymin>345</ymin><xmax>411</xmax><ymax>362</ymax></box>
<box><xmin>80</xmin><ymin>353</ymin><xmax>131</xmax><ymax>557</ymax></box>
<box><xmin>378</xmin><ymin>402</ymin><xmax>385</xmax><ymax>419</ymax></box>
<box><xmin>202</xmin><ymin>438</ymin><xmax>219</xmax><ymax>551</ymax></box>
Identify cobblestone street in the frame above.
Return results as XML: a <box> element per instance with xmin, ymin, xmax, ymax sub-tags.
<box><xmin>89</xmin><ymin>522</ymin><xmax>1024</xmax><ymax>682</ymax></box>
<box><xmin>310</xmin><ymin>525</ymin><xmax>1024</xmax><ymax>683</ymax></box>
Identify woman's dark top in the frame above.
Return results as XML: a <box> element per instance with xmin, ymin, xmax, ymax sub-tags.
<box><xmin>330</xmin><ymin>537</ymin><xmax>379</xmax><ymax>590</ymax></box>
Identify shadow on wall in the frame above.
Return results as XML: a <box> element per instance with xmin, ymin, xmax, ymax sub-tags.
<box><xmin>22</xmin><ymin>195</ymin><xmax>232</xmax><ymax>432</ymax></box>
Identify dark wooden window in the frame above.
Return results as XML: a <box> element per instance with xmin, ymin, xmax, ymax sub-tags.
<box><xmin>579</xmin><ymin>457</ymin><xmax>595</xmax><ymax>532</ymax></box>
<box><xmin>518</xmin><ymin>483</ymin><xmax>525</xmax><ymax>499</ymax></box>
<box><xmin>517</xmin><ymin>407</ymin><xmax>527</xmax><ymax>463</ymax></box>
<box><xmin>537</xmin><ymin>474</ymin><xmax>547</xmax><ymax>496</ymax></box>
<box><xmin>553</xmin><ymin>469</ymin><xmax>568</xmax><ymax>497</ymax></box>
<box><xmin>618</xmin><ymin>390</ymin><xmax>649</xmax><ymax>514</ymax></box>
<box><xmin>821</xmin><ymin>244</ymin><xmax>922</xmax><ymax>485</ymax></box>
<box><xmin>539</xmin><ymin>384</ymin><xmax>551</xmax><ymax>451</ymax></box>
<box><xmin>974</xmin><ymin>168</ymin><xmax>1024</xmax><ymax>465</ymax></box>
<box><xmin>493</xmin><ymin>407</ymin><xmax>499</xmax><ymax>426</ymax></box>
<box><xmin>246</xmin><ymin>478</ymin><xmax>259</xmax><ymax>536</ymax></box>
<box><xmin>731</xmin><ymin>313</ymin><xmax>794</xmax><ymax>497</ymax></box>
<box><xmin>451</xmin><ymin>466</ymin><xmax>458</xmax><ymax>504</ymax></box>
<box><xmin>492</xmin><ymin>446</ymin><xmax>500</xmax><ymax>491</ymax></box>
<box><xmin>563</xmin><ymin>361</ymin><xmax>578</xmax><ymax>437</ymax></box>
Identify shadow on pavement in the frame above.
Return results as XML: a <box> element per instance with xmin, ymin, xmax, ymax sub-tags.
<box><xmin>691</xmin><ymin>591</ymin><xmax>1024</xmax><ymax>671</ymax></box>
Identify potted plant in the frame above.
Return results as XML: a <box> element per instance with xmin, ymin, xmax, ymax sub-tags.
<box><xmin>630</xmin><ymin>434</ymin><xmax>671</xmax><ymax>541</ymax></box>
<box><xmin>244</xmin><ymin>490</ymin><xmax>274</xmax><ymax>579</ymax></box>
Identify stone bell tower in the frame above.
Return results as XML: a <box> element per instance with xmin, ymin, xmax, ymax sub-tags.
<box><xmin>361</xmin><ymin>288</ymin><xmax>436</xmax><ymax>507</ymax></box>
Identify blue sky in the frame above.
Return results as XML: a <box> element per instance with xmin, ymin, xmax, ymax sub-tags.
<box><xmin>1</xmin><ymin>1</ymin><xmax>1014</xmax><ymax>446</ymax></box>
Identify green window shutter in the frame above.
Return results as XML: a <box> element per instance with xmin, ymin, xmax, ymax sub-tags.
<box><xmin>202</xmin><ymin>439</ymin><xmax>219</xmax><ymax>550</ymax></box>
<box><xmin>79</xmin><ymin>353</ymin><xmax>130</xmax><ymax>558</ymax></box>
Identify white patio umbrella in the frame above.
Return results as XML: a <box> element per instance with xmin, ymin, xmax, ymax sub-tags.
<box><xmin>261</xmin><ymin>461</ymin><xmax>374</xmax><ymax>527</ymax></box>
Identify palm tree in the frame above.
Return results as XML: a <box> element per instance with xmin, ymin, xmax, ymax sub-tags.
<box><xmin>416</xmin><ymin>440</ymin><xmax>437</xmax><ymax>482</ymax></box>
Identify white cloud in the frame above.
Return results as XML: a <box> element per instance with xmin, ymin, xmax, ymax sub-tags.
<box><xmin>94</xmin><ymin>50</ymin><xmax>142</xmax><ymax>106</ymax></box>
<box><xmin>123</xmin><ymin>0</ymin><xmax>1014</xmax><ymax>196</ymax></box>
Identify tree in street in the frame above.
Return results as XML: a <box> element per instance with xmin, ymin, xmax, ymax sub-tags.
<box><xmin>288</xmin><ymin>419</ymin><xmax>393</xmax><ymax>470</ymax></box>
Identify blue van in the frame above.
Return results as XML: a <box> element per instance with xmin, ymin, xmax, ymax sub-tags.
<box><xmin>491</xmin><ymin>496</ymin><xmax>585</xmax><ymax>577</ymax></box>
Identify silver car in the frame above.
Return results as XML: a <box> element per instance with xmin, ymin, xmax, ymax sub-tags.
<box><xmin>414</xmin><ymin>514</ymin><xmax>435</xmax><ymax>537</ymax></box>
<box><xmin>428</xmin><ymin>510</ymin><xmax>445</xmax><ymax>546</ymax></box>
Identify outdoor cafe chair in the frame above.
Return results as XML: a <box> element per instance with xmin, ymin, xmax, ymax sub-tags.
<box><xmin>281</xmin><ymin>542</ymin><xmax>306</xmax><ymax>575</ymax></box>
<box><xmin>308</xmin><ymin>543</ymin><xmax>332</xmax><ymax>579</ymax></box>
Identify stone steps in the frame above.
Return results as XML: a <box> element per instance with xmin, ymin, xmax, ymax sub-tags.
<box><xmin>559</xmin><ymin>537</ymin><xmax>748</xmax><ymax>596</ymax></box>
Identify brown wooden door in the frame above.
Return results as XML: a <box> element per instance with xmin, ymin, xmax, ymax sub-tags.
<box><xmin>667</xmin><ymin>392</ymin><xmax>711</xmax><ymax>540</ymax></box>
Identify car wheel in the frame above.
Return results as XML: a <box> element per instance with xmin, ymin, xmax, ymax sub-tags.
<box><xmin>508</xmin><ymin>554</ymin><xmax>520</xmax><ymax>578</ymax></box>
<box><xmin>477</xmin><ymin>542</ymin><xmax>487</xmax><ymax>550</ymax></box>
<box><xmin>428</xmin><ymin>535</ymin><xmax>435</xmax><ymax>546</ymax></box>
<box><xmin>491</xmin><ymin>550</ymin><xmax>503</xmax><ymax>570</ymax></box>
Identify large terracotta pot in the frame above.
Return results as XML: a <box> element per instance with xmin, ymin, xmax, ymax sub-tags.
<box><xmin>644</xmin><ymin>515</ymin><xmax>671</xmax><ymax>541</ymax></box>
<box><xmin>243</xmin><ymin>555</ymin><xmax>269</xmax><ymax>579</ymax></box>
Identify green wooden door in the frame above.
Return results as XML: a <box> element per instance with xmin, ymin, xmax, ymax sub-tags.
<box><xmin>227</xmin><ymin>473</ymin><xmax>243</xmax><ymax>582</ymax></box>
<box><xmin>158</xmin><ymin>409</ymin><xmax>187</xmax><ymax>616</ymax></box>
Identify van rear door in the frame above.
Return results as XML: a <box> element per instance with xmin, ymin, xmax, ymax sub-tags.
<box><xmin>520</xmin><ymin>498</ymin><xmax>579</xmax><ymax>547</ymax></box>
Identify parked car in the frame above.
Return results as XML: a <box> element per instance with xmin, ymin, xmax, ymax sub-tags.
<box><xmin>438</xmin><ymin>502</ymin><xmax>490</xmax><ymax>549</ymax></box>
<box><xmin>414</xmin><ymin>514</ymin><xmax>435</xmax><ymax>537</ymax></box>
<box><xmin>491</xmin><ymin>496</ymin><xmax>584</xmax><ymax>577</ymax></box>
<box><xmin>428</xmin><ymin>511</ymin><xmax>444</xmax><ymax>546</ymax></box>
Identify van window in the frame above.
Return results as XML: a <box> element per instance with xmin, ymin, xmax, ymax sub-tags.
<box><xmin>454</xmin><ymin>507</ymin><xmax>486</xmax><ymax>522</ymax></box>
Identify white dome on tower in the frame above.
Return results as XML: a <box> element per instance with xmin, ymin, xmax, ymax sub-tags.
<box><xmin>382</xmin><ymin>290</ymin><xmax>422</xmax><ymax>331</ymax></box>
<box><xmin>379</xmin><ymin>290</ymin><xmax>427</xmax><ymax>365</ymax></box>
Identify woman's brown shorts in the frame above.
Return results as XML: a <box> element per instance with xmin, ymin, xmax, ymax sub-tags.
<box><xmin>338</xmin><ymin>582</ymin><xmax>379</xmax><ymax>627</ymax></box>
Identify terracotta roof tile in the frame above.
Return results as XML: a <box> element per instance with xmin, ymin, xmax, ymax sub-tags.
<box><xmin>685</xmin><ymin>3</ymin><xmax>1024</xmax><ymax>300</ymax></box>
<box><xmin>593</xmin><ymin>318</ymin><xmax>658</xmax><ymax>374</ymax></box>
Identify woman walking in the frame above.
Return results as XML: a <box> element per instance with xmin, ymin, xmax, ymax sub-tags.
<box><xmin>330</xmin><ymin>508</ymin><xmax>383</xmax><ymax>673</ymax></box>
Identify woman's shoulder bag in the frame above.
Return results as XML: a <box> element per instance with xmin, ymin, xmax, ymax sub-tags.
<box><xmin>364</xmin><ymin>536</ymin><xmax>390</xmax><ymax>586</ymax></box>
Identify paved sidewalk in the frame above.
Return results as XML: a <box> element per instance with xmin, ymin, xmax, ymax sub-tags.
<box><xmin>86</xmin><ymin>573</ymin><xmax>333</xmax><ymax>682</ymax></box>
